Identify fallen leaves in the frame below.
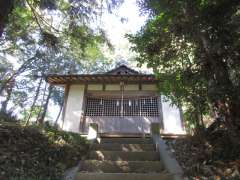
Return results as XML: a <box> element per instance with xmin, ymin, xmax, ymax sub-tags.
<box><xmin>166</xmin><ymin>132</ymin><xmax>240</xmax><ymax>179</ymax></box>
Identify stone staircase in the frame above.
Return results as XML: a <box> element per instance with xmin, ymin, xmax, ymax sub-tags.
<box><xmin>75</xmin><ymin>137</ymin><xmax>174</xmax><ymax>180</ymax></box>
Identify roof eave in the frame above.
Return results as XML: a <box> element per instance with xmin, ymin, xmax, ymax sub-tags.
<box><xmin>46</xmin><ymin>74</ymin><xmax>158</xmax><ymax>85</ymax></box>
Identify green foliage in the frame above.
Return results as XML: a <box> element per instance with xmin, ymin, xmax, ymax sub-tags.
<box><xmin>0</xmin><ymin>0</ymin><xmax>120</xmax><ymax>120</ymax></box>
<box><xmin>21</xmin><ymin>105</ymin><xmax>42</xmax><ymax>122</ymax></box>
<box><xmin>130</xmin><ymin>0</ymin><xmax>240</xmax><ymax>133</ymax></box>
<box><xmin>43</xmin><ymin>122</ymin><xmax>89</xmax><ymax>147</ymax></box>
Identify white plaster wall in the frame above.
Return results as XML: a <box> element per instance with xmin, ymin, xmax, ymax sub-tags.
<box><xmin>105</xmin><ymin>84</ymin><xmax>120</xmax><ymax>91</ymax></box>
<box><xmin>63</xmin><ymin>85</ymin><xmax>84</xmax><ymax>133</ymax></box>
<box><xmin>88</xmin><ymin>84</ymin><xmax>102</xmax><ymax>91</ymax></box>
<box><xmin>161</xmin><ymin>96</ymin><xmax>185</xmax><ymax>134</ymax></box>
<box><xmin>142</xmin><ymin>84</ymin><xmax>157</xmax><ymax>91</ymax></box>
<box><xmin>124</xmin><ymin>84</ymin><xmax>139</xmax><ymax>91</ymax></box>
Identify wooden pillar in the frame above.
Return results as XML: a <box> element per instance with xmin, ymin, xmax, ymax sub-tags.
<box><xmin>120</xmin><ymin>81</ymin><xmax>124</xmax><ymax>117</ymax></box>
<box><xmin>150</xmin><ymin>122</ymin><xmax>160</xmax><ymax>136</ymax></box>
<box><xmin>80</xmin><ymin>84</ymin><xmax>88</xmax><ymax>133</ymax></box>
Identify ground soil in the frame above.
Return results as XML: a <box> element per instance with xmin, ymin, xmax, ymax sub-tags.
<box><xmin>166</xmin><ymin>130</ymin><xmax>240</xmax><ymax>179</ymax></box>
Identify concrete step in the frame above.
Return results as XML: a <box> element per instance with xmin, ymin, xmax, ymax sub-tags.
<box><xmin>89</xmin><ymin>151</ymin><xmax>160</xmax><ymax>161</ymax></box>
<box><xmin>79</xmin><ymin>160</ymin><xmax>164</xmax><ymax>173</ymax></box>
<box><xmin>92</xmin><ymin>143</ymin><xmax>155</xmax><ymax>152</ymax></box>
<box><xmin>100</xmin><ymin>137</ymin><xmax>153</xmax><ymax>144</ymax></box>
<box><xmin>75</xmin><ymin>172</ymin><xmax>173</xmax><ymax>180</ymax></box>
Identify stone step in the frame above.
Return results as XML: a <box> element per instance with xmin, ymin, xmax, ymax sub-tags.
<box><xmin>100</xmin><ymin>137</ymin><xmax>153</xmax><ymax>144</ymax></box>
<box><xmin>89</xmin><ymin>151</ymin><xmax>160</xmax><ymax>161</ymax></box>
<box><xmin>79</xmin><ymin>160</ymin><xmax>164</xmax><ymax>173</ymax></box>
<box><xmin>75</xmin><ymin>172</ymin><xmax>173</xmax><ymax>180</ymax></box>
<box><xmin>92</xmin><ymin>143</ymin><xmax>155</xmax><ymax>152</ymax></box>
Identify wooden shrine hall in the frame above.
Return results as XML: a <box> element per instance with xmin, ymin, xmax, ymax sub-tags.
<box><xmin>46</xmin><ymin>65</ymin><xmax>184</xmax><ymax>136</ymax></box>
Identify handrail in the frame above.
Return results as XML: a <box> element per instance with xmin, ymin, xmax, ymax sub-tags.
<box><xmin>151</xmin><ymin>123</ymin><xmax>184</xmax><ymax>180</ymax></box>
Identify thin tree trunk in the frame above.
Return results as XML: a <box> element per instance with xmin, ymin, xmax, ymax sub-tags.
<box><xmin>38</xmin><ymin>85</ymin><xmax>53</xmax><ymax>124</ymax></box>
<box><xmin>25</xmin><ymin>77</ymin><xmax>43</xmax><ymax>125</ymax></box>
<box><xmin>36</xmin><ymin>82</ymin><xmax>47</xmax><ymax>121</ymax></box>
<box><xmin>0</xmin><ymin>79</ymin><xmax>14</xmax><ymax>113</ymax></box>
<box><xmin>0</xmin><ymin>56</ymin><xmax>36</xmax><ymax>95</ymax></box>
<box><xmin>54</xmin><ymin>101</ymin><xmax>64</xmax><ymax>125</ymax></box>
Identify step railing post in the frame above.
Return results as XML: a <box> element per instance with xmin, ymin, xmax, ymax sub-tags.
<box><xmin>87</xmin><ymin>123</ymin><xmax>98</xmax><ymax>143</ymax></box>
<box><xmin>150</xmin><ymin>123</ymin><xmax>184</xmax><ymax>180</ymax></box>
<box><xmin>150</xmin><ymin>122</ymin><xmax>161</xmax><ymax>139</ymax></box>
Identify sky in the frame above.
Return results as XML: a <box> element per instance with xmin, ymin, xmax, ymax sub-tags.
<box><xmin>101</xmin><ymin>0</ymin><xmax>147</xmax><ymax>50</ymax></box>
<box><xmin>99</xmin><ymin>1</ymin><xmax>148</xmax><ymax>70</ymax></box>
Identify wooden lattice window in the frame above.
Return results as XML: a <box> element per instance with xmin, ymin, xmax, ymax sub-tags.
<box><xmin>85</xmin><ymin>97</ymin><xmax>159</xmax><ymax>117</ymax></box>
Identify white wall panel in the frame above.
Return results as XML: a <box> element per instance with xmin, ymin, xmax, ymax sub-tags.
<box><xmin>124</xmin><ymin>84</ymin><xmax>139</xmax><ymax>91</ymax></box>
<box><xmin>105</xmin><ymin>84</ymin><xmax>120</xmax><ymax>91</ymax></box>
<box><xmin>161</xmin><ymin>96</ymin><xmax>184</xmax><ymax>134</ymax></box>
<box><xmin>142</xmin><ymin>84</ymin><xmax>157</xmax><ymax>91</ymax></box>
<box><xmin>63</xmin><ymin>85</ymin><xmax>84</xmax><ymax>133</ymax></box>
<box><xmin>88</xmin><ymin>84</ymin><xmax>102</xmax><ymax>91</ymax></box>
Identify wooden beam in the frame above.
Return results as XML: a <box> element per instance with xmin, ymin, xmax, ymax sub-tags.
<box><xmin>46</xmin><ymin>74</ymin><xmax>158</xmax><ymax>84</ymax></box>
<box><xmin>80</xmin><ymin>84</ymin><xmax>88</xmax><ymax>133</ymax></box>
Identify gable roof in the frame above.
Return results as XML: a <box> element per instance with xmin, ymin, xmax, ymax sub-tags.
<box><xmin>106</xmin><ymin>65</ymin><xmax>139</xmax><ymax>75</ymax></box>
<box><xmin>46</xmin><ymin>65</ymin><xmax>157</xmax><ymax>85</ymax></box>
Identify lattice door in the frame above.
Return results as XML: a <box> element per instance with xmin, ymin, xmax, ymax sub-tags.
<box><xmin>85</xmin><ymin>97</ymin><xmax>159</xmax><ymax>117</ymax></box>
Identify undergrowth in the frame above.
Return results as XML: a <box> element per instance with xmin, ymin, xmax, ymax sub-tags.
<box><xmin>0</xmin><ymin>121</ymin><xmax>89</xmax><ymax>180</ymax></box>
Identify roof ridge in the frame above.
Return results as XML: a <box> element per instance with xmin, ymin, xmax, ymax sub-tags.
<box><xmin>106</xmin><ymin>65</ymin><xmax>140</xmax><ymax>75</ymax></box>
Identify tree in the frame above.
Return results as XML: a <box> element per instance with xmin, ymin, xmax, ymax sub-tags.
<box><xmin>0</xmin><ymin>0</ymin><xmax>123</xmax><ymax>38</ymax></box>
<box><xmin>0</xmin><ymin>0</ymin><xmax>119</xmax><ymax>123</ymax></box>
<box><xmin>129</xmin><ymin>0</ymin><xmax>240</xmax><ymax>142</ymax></box>
<box><xmin>25</xmin><ymin>76</ymin><xmax>43</xmax><ymax>125</ymax></box>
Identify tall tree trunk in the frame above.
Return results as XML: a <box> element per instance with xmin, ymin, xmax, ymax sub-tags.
<box><xmin>186</xmin><ymin>1</ymin><xmax>240</xmax><ymax>140</ymax></box>
<box><xmin>38</xmin><ymin>85</ymin><xmax>53</xmax><ymax>125</ymax></box>
<box><xmin>0</xmin><ymin>0</ymin><xmax>14</xmax><ymax>37</ymax></box>
<box><xmin>199</xmin><ymin>33</ymin><xmax>240</xmax><ymax>143</ymax></box>
<box><xmin>25</xmin><ymin>77</ymin><xmax>43</xmax><ymax>125</ymax></box>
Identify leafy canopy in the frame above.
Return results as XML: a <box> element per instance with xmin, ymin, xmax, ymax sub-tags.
<box><xmin>129</xmin><ymin>0</ymin><xmax>240</xmax><ymax>132</ymax></box>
